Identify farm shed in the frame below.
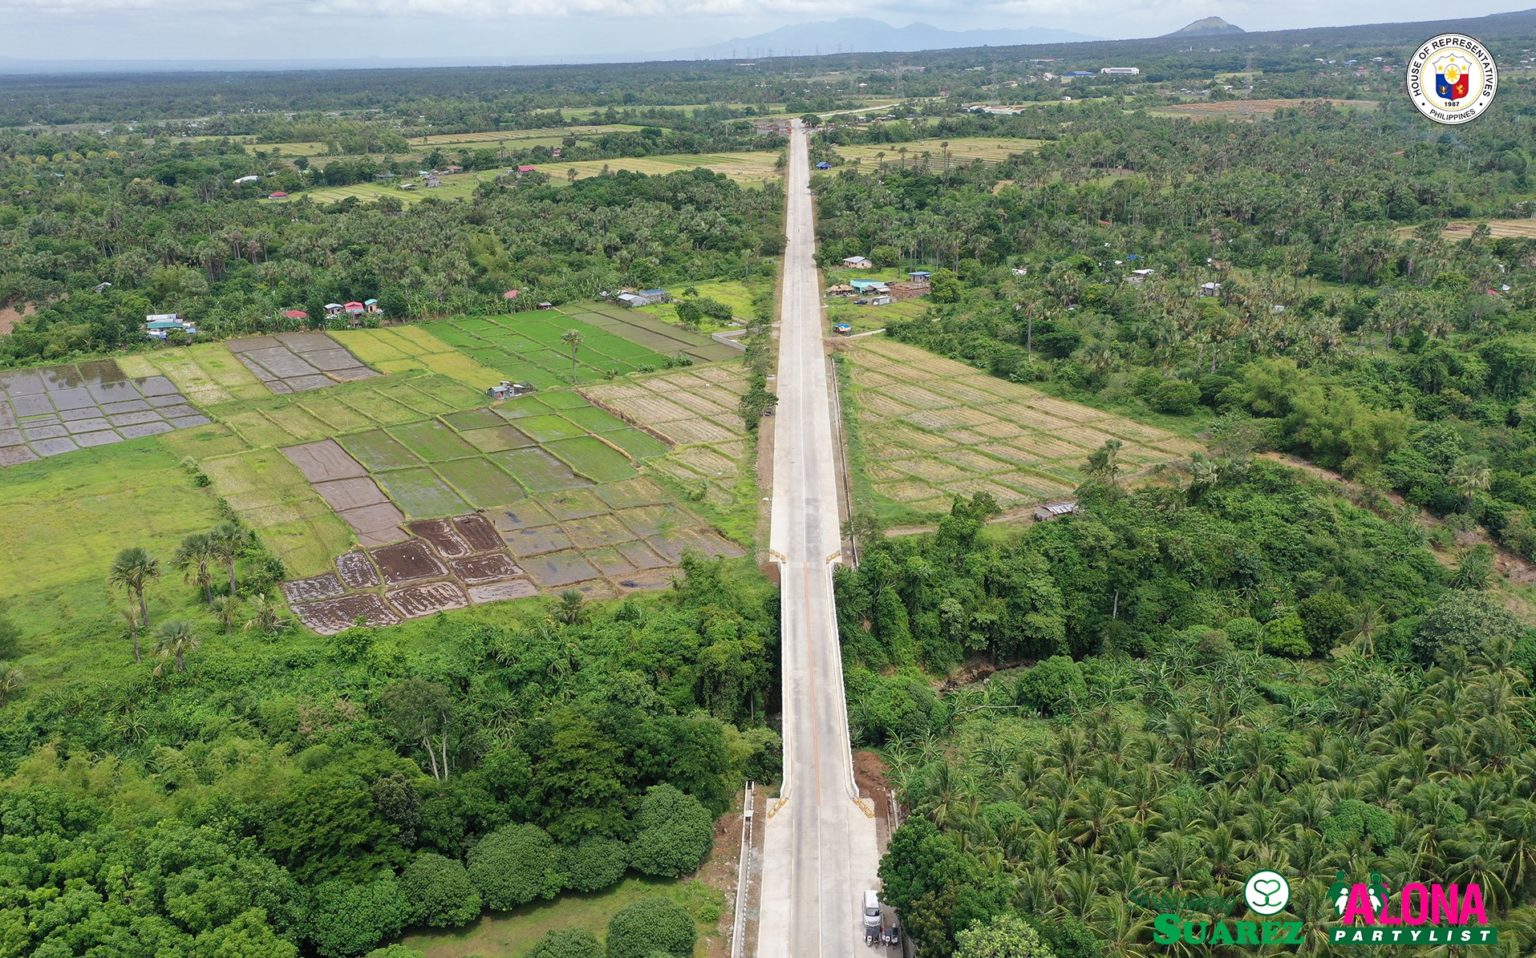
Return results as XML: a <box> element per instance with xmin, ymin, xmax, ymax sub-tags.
<box><xmin>1033</xmin><ymin>501</ymin><xmax>1078</xmax><ymax>521</ymax></box>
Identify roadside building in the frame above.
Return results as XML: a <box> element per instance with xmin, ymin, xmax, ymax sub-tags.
<box><xmin>842</xmin><ymin>256</ymin><xmax>873</xmax><ymax>269</ymax></box>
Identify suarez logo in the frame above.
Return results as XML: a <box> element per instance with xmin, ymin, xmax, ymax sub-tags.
<box><xmin>1433</xmin><ymin>54</ymin><xmax>1472</xmax><ymax>102</ymax></box>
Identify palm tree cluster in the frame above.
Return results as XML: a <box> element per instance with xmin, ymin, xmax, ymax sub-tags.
<box><xmin>105</xmin><ymin>520</ymin><xmax>284</xmax><ymax>675</ymax></box>
<box><xmin>887</xmin><ymin>643</ymin><xmax>1536</xmax><ymax>957</ymax></box>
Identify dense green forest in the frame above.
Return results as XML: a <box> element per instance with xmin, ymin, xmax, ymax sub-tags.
<box><xmin>841</xmin><ymin>470</ymin><xmax>1536</xmax><ymax>956</ymax></box>
<box><xmin>0</xmin><ymin>158</ymin><xmax>781</xmax><ymax>364</ymax></box>
<box><xmin>0</xmin><ymin>557</ymin><xmax>778</xmax><ymax>957</ymax></box>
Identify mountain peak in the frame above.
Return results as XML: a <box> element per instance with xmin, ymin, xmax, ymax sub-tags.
<box><xmin>1167</xmin><ymin>16</ymin><xmax>1245</xmax><ymax>37</ymax></box>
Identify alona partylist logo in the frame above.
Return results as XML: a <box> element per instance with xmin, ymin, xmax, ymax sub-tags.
<box><xmin>1406</xmin><ymin>33</ymin><xmax>1497</xmax><ymax>125</ymax></box>
<box><xmin>1327</xmin><ymin>871</ymin><xmax>1499</xmax><ymax>946</ymax></box>
<box><xmin>1151</xmin><ymin>871</ymin><xmax>1303</xmax><ymax>947</ymax></box>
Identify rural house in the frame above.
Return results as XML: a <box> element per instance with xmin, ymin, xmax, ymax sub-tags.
<box><xmin>1128</xmin><ymin>268</ymin><xmax>1154</xmax><ymax>284</ymax></box>
<box><xmin>145</xmin><ymin>314</ymin><xmax>197</xmax><ymax>340</ymax></box>
<box><xmin>842</xmin><ymin>256</ymin><xmax>873</xmax><ymax>269</ymax></box>
<box><xmin>1033</xmin><ymin>501</ymin><xmax>1079</xmax><ymax>521</ymax></box>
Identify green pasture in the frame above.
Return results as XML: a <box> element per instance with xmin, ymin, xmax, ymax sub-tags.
<box><xmin>831</xmin><ymin>136</ymin><xmax>1043</xmax><ymax>168</ymax></box>
<box><xmin>0</xmin><ymin>441</ymin><xmax>225</xmax><ymax>665</ymax></box>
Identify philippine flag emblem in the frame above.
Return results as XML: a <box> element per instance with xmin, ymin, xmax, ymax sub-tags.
<box><xmin>1434</xmin><ymin>54</ymin><xmax>1472</xmax><ymax>101</ymax></box>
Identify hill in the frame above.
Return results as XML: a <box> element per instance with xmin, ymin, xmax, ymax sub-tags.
<box><xmin>1167</xmin><ymin>16</ymin><xmax>1245</xmax><ymax>37</ymax></box>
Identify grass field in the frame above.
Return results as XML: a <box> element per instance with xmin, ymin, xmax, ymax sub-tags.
<box><xmin>842</xmin><ymin>337</ymin><xmax>1201</xmax><ymax>523</ymax></box>
<box><xmin>640</xmin><ymin>280</ymin><xmax>765</xmax><ymax>332</ymax></box>
<box><xmin>402</xmin><ymin>876</ymin><xmax>723</xmax><ymax>958</ymax></box>
<box><xmin>1149</xmin><ymin>98</ymin><xmax>1379</xmax><ymax>120</ymax></box>
<box><xmin>0</xmin><ymin>441</ymin><xmax>226</xmax><ymax>666</ymax></box>
<box><xmin>826</xmin><ymin>296</ymin><xmax>928</xmax><ymax>333</ymax></box>
<box><xmin>832</xmin><ymin>136</ymin><xmax>1042</xmax><ymax>167</ymax></box>
<box><xmin>254</xmin><ymin>125</ymin><xmax>647</xmax><ymax>161</ymax></box>
<box><xmin>303</xmin><ymin>150</ymin><xmax>781</xmax><ymax>204</ymax></box>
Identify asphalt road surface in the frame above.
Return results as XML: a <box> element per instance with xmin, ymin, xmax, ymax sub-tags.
<box><xmin>755</xmin><ymin>120</ymin><xmax>882</xmax><ymax>958</ymax></box>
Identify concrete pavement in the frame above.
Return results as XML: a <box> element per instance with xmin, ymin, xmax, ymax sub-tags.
<box><xmin>755</xmin><ymin>119</ymin><xmax>882</xmax><ymax>958</ymax></box>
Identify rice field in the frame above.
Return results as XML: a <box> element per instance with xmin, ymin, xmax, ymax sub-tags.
<box><xmin>423</xmin><ymin>309</ymin><xmax>693</xmax><ymax>387</ymax></box>
<box><xmin>1430</xmin><ymin>219</ymin><xmax>1536</xmax><ymax>240</ymax></box>
<box><xmin>116</xmin><ymin>343</ymin><xmax>272</xmax><ymax>408</ymax></box>
<box><xmin>582</xmin><ymin>363</ymin><xmax>751</xmax><ymax>511</ymax></box>
<box><xmin>843</xmin><ymin>338</ymin><xmax>1200</xmax><ymax>520</ymax></box>
<box><xmin>330</xmin><ymin>326</ymin><xmax>510</xmax><ymax>389</ymax></box>
<box><xmin>832</xmin><ymin>137</ymin><xmax>1043</xmax><ymax>167</ymax></box>
<box><xmin>255</xmin><ymin>124</ymin><xmax>646</xmax><ymax>159</ymax></box>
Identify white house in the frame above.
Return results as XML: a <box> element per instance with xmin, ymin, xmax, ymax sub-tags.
<box><xmin>1129</xmin><ymin>268</ymin><xmax>1154</xmax><ymax>284</ymax></box>
<box><xmin>842</xmin><ymin>256</ymin><xmax>873</xmax><ymax>269</ymax></box>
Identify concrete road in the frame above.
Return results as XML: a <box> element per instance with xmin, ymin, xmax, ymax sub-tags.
<box><xmin>756</xmin><ymin>119</ymin><xmax>882</xmax><ymax>958</ymax></box>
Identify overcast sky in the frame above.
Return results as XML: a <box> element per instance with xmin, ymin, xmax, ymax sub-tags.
<box><xmin>3</xmin><ymin>0</ymin><xmax>1534</xmax><ymax>63</ymax></box>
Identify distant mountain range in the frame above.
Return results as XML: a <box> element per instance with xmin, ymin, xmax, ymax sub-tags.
<box><xmin>1167</xmin><ymin>17</ymin><xmax>1246</xmax><ymax>37</ymax></box>
<box><xmin>662</xmin><ymin>18</ymin><xmax>1101</xmax><ymax>59</ymax></box>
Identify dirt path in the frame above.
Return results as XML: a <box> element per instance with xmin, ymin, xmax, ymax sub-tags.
<box><xmin>0</xmin><ymin>302</ymin><xmax>34</xmax><ymax>336</ymax></box>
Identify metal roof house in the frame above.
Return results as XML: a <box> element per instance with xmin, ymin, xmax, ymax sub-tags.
<box><xmin>1033</xmin><ymin>501</ymin><xmax>1079</xmax><ymax>521</ymax></box>
<box><xmin>145</xmin><ymin>314</ymin><xmax>198</xmax><ymax>340</ymax></box>
<box><xmin>842</xmin><ymin>256</ymin><xmax>873</xmax><ymax>269</ymax></box>
<box><xmin>619</xmin><ymin>289</ymin><xmax>670</xmax><ymax>308</ymax></box>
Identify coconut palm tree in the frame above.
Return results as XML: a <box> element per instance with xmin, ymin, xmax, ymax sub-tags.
<box><xmin>561</xmin><ymin>329</ymin><xmax>584</xmax><ymax>384</ymax></box>
<box><xmin>109</xmin><ymin>547</ymin><xmax>160</xmax><ymax>633</ymax></box>
<box><xmin>208</xmin><ymin>523</ymin><xmax>251</xmax><ymax>595</ymax></box>
<box><xmin>175</xmin><ymin>532</ymin><xmax>216</xmax><ymax>604</ymax></box>
<box><xmin>153</xmin><ymin>620</ymin><xmax>201</xmax><ymax>676</ymax></box>
<box><xmin>120</xmin><ymin>606</ymin><xmax>143</xmax><ymax>664</ymax></box>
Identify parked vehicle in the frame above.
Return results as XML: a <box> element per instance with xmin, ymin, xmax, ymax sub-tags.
<box><xmin>863</xmin><ymin>890</ymin><xmax>882</xmax><ymax>944</ymax></box>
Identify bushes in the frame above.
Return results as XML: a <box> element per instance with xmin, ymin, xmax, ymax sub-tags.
<box><xmin>606</xmin><ymin>897</ymin><xmax>696</xmax><ymax>958</ymax></box>
<box><xmin>1261</xmin><ymin>613</ymin><xmax>1310</xmax><ymax>658</ymax></box>
<box><xmin>1012</xmin><ymin>656</ymin><xmax>1085</xmax><ymax>717</ymax></box>
<box><xmin>1412</xmin><ymin>590</ymin><xmax>1527</xmax><ymax>665</ymax></box>
<box><xmin>398</xmin><ymin>852</ymin><xmax>481</xmax><ymax>928</ymax></box>
<box><xmin>304</xmin><ymin>877</ymin><xmax>410</xmax><ymax>958</ymax></box>
<box><xmin>563</xmin><ymin>835</ymin><xmax>629</xmax><ymax>892</ymax></box>
<box><xmin>629</xmin><ymin>784</ymin><xmax>714</xmax><ymax>878</ymax></box>
<box><xmin>528</xmin><ymin>929</ymin><xmax>604</xmax><ymax>958</ymax></box>
<box><xmin>467</xmin><ymin>823</ymin><xmax>565</xmax><ymax>910</ymax></box>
